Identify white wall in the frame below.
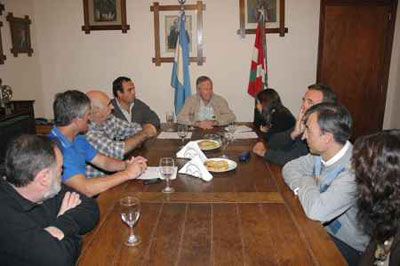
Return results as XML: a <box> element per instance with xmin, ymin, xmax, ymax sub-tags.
<box><xmin>0</xmin><ymin>0</ymin><xmax>399</xmax><ymax>128</ymax></box>
<box><xmin>0</xmin><ymin>0</ymin><xmax>44</xmax><ymax>116</ymax></box>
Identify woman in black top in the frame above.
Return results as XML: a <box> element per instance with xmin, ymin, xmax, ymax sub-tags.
<box><xmin>253</xmin><ymin>88</ymin><xmax>295</xmax><ymax>141</ymax></box>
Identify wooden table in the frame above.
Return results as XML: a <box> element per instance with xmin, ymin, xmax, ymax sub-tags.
<box><xmin>78</xmin><ymin>126</ymin><xmax>346</xmax><ymax>266</ymax></box>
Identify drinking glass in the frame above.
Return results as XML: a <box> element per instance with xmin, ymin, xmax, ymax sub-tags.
<box><xmin>120</xmin><ymin>196</ymin><xmax>141</xmax><ymax>246</ymax></box>
<box><xmin>177</xmin><ymin>124</ymin><xmax>188</xmax><ymax>147</ymax></box>
<box><xmin>188</xmin><ymin>111</ymin><xmax>196</xmax><ymax>130</ymax></box>
<box><xmin>221</xmin><ymin>132</ymin><xmax>233</xmax><ymax>159</ymax></box>
<box><xmin>166</xmin><ymin>111</ymin><xmax>175</xmax><ymax>132</ymax></box>
<box><xmin>227</xmin><ymin>122</ymin><xmax>237</xmax><ymax>135</ymax></box>
<box><xmin>159</xmin><ymin>157</ymin><xmax>175</xmax><ymax>193</ymax></box>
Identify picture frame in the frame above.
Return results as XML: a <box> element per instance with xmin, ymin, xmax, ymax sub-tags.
<box><xmin>0</xmin><ymin>4</ymin><xmax>6</xmax><ymax>64</ymax></box>
<box><xmin>6</xmin><ymin>13</ymin><xmax>33</xmax><ymax>57</ymax></box>
<box><xmin>150</xmin><ymin>1</ymin><xmax>206</xmax><ymax>66</ymax></box>
<box><xmin>81</xmin><ymin>0</ymin><xmax>130</xmax><ymax>34</ymax></box>
<box><xmin>237</xmin><ymin>0</ymin><xmax>288</xmax><ymax>38</ymax></box>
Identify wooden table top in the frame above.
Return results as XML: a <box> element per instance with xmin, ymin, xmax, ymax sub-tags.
<box><xmin>78</xmin><ymin>126</ymin><xmax>346</xmax><ymax>266</ymax></box>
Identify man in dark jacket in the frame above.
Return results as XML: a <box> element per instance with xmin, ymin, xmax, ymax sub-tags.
<box><xmin>253</xmin><ymin>84</ymin><xmax>337</xmax><ymax>166</ymax></box>
<box><xmin>0</xmin><ymin>135</ymin><xmax>99</xmax><ymax>266</ymax></box>
<box><xmin>111</xmin><ymin>76</ymin><xmax>160</xmax><ymax>129</ymax></box>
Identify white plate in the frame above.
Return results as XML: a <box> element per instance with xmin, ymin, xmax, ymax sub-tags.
<box><xmin>196</xmin><ymin>139</ymin><xmax>221</xmax><ymax>151</ymax></box>
<box><xmin>204</xmin><ymin>158</ymin><xmax>237</xmax><ymax>173</ymax></box>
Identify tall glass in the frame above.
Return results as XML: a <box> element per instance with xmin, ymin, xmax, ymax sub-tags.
<box><xmin>188</xmin><ymin>111</ymin><xmax>196</xmax><ymax>130</ymax></box>
<box><xmin>166</xmin><ymin>111</ymin><xmax>175</xmax><ymax>132</ymax></box>
<box><xmin>159</xmin><ymin>157</ymin><xmax>175</xmax><ymax>193</ymax></box>
<box><xmin>221</xmin><ymin>132</ymin><xmax>233</xmax><ymax>159</ymax></box>
<box><xmin>177</xmin><ymin>124</ymin><xmax>188</xmax><ymax>147</ymax></box>
<box><xmin>120</xmin><ymin>196</ymin><xmax>141</xmax><ymax>246</ymax></box>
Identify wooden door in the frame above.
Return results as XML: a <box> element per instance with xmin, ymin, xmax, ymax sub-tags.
<box><xmin>317</xmin><ymin>0</ymin><xmax>397</xmax><ymax>139</ymax></box>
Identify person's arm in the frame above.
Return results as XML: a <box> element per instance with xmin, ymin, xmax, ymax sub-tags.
<box><xmin>267</xmin><ymin>127</ymin><xmax>297</xmax><ymax>150</ymax></box>
<box><xmin>295</xmin><ymin>169</ymin><xmax>356</xmax><ymax>223</ymax></box>
<box><xmin>134</xmin><ymin>100</ymin><xmax>161</xmax><ymax>129</ymax></box>
<box><xmin>124</xmin><ymin>124</ymin><xmax>157</xmax><ymax>154</ymax></box>
<box><xmin>214</xmin><ymin>96</ymin><xmax>236</xmax><ymax>126</ymax></box>
<box><xmin>91</xmin><ymin>153</ymin><xmax>126</xmax><ymax>172</ymax></box>
<box><xmin>264</xmin><ymin>141</ymin><xmax>309</xmax><ymax>166</ymax></box>
<box><xmin>65</xmin><ymin>157</ymin><xmax>146</xmax><ymax>197</ymax></box>
<box><xmin>282</xmin><ymin>154</ymin><xmax>315</xmax><ymax>191</ymax></box>
<box><xmin>176</xmin><ymin>97</ymin><xmax>194</xmax><ymax>125</ymax></box>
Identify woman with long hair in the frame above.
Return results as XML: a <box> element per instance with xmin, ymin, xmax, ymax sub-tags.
<box><xmin>352</xmin><ymin>129</ymin><xmax>400</xmax><ymax>265</ymax></box>
<box><xmin>253</xmin><ymin>88</ymin><xmax>295</xmax><ymax>141</ymax></box>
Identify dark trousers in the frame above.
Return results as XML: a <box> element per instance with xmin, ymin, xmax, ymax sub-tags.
<box><xmin>330</xmin><ymin>234</ymin><xmax>363</xmax><ymax>266</ymax></box>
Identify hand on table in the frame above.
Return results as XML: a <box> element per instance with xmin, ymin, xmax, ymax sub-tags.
<box><xmin>196</xmin><ymin>120</ymin><xmax>216</xmax><ymax>129</ymax></box>
<box><xmin>142</xmin><ymin>123</ymin><xmax>157</xmax><ymax>138</ymax></box>
<box><xmin>253</xmin><ymin>141</ymin><xmax>267</xmax><ymax>157</ymax></box>
<box><xmin>125</xmin><ymin>156</ymin><xmax>148</xmax><ymax>179</ymax></box>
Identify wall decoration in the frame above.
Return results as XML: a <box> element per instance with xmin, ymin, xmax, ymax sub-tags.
<box><xmin>237</xmin><ymin>0</ymin><xmax>287</xmax><ymax>38</ymax></box>
<box><xmin>82</xmin><ymin>0</ymin><xmax>129</xmax><ymax>34</ymax></box>
<box><xmin>6</xmin><ymin>13</ymin><xmax>33</xmax><ymax>57</ymax></box>
<box><xmin>150</xmin><ymin>1</ymin><xmax>206</xmax><ymax>66</ymax></box>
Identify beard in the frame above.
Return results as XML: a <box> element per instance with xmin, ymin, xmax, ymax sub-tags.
<box><xmin>43</xmin><ymin>178</ymin><xmax>62</xmax><ymax>200</ymax></box>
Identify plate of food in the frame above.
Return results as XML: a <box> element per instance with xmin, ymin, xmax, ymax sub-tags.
<box><xmin>196</xmin><ymin>139</ymin><xmax>221</xmax><ymax>151</ymax></box>
<box><xmin>204</xmin><ymin>158</ymin><xmax>237</xmax><ymax>173</ymax></box>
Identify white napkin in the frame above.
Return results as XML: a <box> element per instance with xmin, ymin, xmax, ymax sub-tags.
<box><xmin>138</xmin><ymin>166</ymin><xmax>178</xmax><ymax>180</ymax></box>
<box><xmin>226</xmin><ymin>125</ymin><xmax>253</xmax><ymax>133</ymax></box>
<box><xmin>178</xmin><ymin>155</ymin><xmax>213</xmax><ymax>182</ymax></box>
<box><xmin>234</xmin><ymin>131</ymin><xmax>259</xmax><ymax>139</ymax></box>
<box><xmin>176</xmin><ymin>141</ymin><xmax>208</xmax><ymax>161</ymax></box>
<box><xmin>157</xmin><ymin>131</ymin><xmax>193</xmax><ymax>139</ymax></box>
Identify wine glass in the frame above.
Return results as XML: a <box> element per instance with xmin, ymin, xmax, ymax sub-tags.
<box><xmin>120</xmin><ymin>196</ymin><xmax>141</xmax><ymax>246</ymax></box>
<box><xmin>166</xmin><ymin>111</ymin><xmax>175</xmax><ymax>132</ymax></box>
<box><xmin>177</xmin><ymin>124</ymin><xmax>188</xmax><ymax>147</ymax></box>
<box><xmin>159</xmin><ymin>157</ymin><xmax>175</xmax><ymax>193</ymax></box>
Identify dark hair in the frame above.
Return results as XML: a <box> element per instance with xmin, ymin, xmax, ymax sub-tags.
<box><xmin>353</xmin><ymin>130</ymin><xmax>400</xmax><ymax>244</ymax></box>
<box><xmin>112</xmin><ymin>76</ymin><xmax>131</xmax><ymax>97</ymax></box>
<box><xmin>305</xmin><ymin>103</ymin><xmax>352</xmax><ymax>145</ymax></box>
<box><xmin>196</xmin><ymin>76</ymin><xmax>212</xmax><ymax>89</ymax></box>
<box><xmin>256</xmin><ymin>88</ymin><xmax>284</xmax><ymax>125</ymax></box>
<box><xmin>5</xmin><ymin>135</ymin><xmax>56</xmax><ymax>187</ymax></box>
<box><xmin>53</xmin><ymin>90</ymin><xmax>90</xmax><ymax>126</ymax></box>
<box><xmin>308</xmin><ymin>83</ymin><xmax>338</xmax><ymax>104</ymax></box>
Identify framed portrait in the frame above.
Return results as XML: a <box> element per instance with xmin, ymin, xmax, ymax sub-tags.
<box><xmin>238</xmin><ymin>0</ymin><xmax>287</xmax><ymax>38</ymax></box>
<box><xmin>81</xmin><ymin>0</ymin><xmax>130</xmax><ymax>34</ymax></box>
<box><xmin>6</xmin><ymin>13</ymin><xmax>33</xmax><ymax>57</ymax></box>
<box><xmin>150</xmin><ymin>2</ymin><xmax>206</xmax><ymax>66</ymax></box>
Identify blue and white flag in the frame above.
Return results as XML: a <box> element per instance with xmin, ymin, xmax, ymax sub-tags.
<box><xmin>171</xmin><ymin>11</ymin><xmax>191</xmax><ymax>115</ymax></box>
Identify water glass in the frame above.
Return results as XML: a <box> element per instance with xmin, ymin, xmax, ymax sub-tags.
<box><xmin>120</xmin><ymin>196</ymin><xmax>141</xmax><ymax>246</ymax></box>
<box><xmin>188</xmin><ymin>111</ymin><xmax>196</xmax><ymax>129</ymax></box>
<box><xmin>159</xmin><ymin>157</ymin><xmax>175</xmax><ymax>193</ymax></box>
<box><xmin>166</xmin><ymin>111</ymin><xmax>175</xmax><ymax>132</ymax></box>
<box><xmin>221</xmin><ymin>132</ymin><xmax>234</xmax><ymax>158</ymax></box>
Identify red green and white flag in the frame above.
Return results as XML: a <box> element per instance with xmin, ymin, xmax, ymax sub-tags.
<box><xmin>247</xmin><ymin>16</ymin><xmax>268</xmax><ymax>97</ymax></box>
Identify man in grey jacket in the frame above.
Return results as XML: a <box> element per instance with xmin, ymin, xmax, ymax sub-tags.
<box><xmin>176</xmin><ymin>76</ymin><xmax>236</xmax><ymax>128</ymax></box>
<box><xmin>282</xmin><ymin>103</ymin><xmax>369</xmax><ymax>266</ymax></box>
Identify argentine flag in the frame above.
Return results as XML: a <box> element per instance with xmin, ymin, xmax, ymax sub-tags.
<box><xmin>171</xmin><ymin>11</ymin><xmax>191</xmax><ymax>115</ymax></box>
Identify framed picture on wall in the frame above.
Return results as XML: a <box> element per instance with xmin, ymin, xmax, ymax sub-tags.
<box><xmin>237</xmin><ymin>0</ymin><xmax>287</xmax><ymax>38</ymax></box>
<box><xmin>6</xmin><ymin>13</ymin><xmax>33</xmax><ymax>57</ymax></box>
<box><xmin>81</xmin><ymin>0</ymin><xmax>130</xmax><ymax>34</ymax></box>
<box><xmin>150</xmin><ymin>1</ymin><xmax>206</xmax><ymax>66</ymax></box>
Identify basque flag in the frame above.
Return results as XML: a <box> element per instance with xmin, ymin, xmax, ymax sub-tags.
<box><xmin>171</xmin><ymin>11</ymin><xmax>191</xmax><ymax>114</ymax></box>
<box><xmin>247</xmin><ymin>12</ymin><xmax>268</xmax><ymax>97</ymax></box>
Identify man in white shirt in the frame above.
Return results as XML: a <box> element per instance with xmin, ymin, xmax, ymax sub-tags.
<box><xmin>282</xmin><ymin>102</ymin><xmax>369</xmax><ymax>265</ymax></box>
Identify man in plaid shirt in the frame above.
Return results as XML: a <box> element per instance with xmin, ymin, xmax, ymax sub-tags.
<box><xmin>86</xmin><ymin>90</ymin><xmax>157</xmax><ymax>178</ymax></box>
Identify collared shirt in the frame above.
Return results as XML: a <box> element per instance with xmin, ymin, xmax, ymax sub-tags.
<box><xmin>197</xmin><ymin>99</ymin><xmax>215</xmax><ymax>121</ymax></box>
<box><xmin>47</xmin><ymin>127</ymin><xmax>97</xmax><ymax>182</ymax></box>
<box><xmin>322</xmin><ymin>141</ymin><xmax>351</xmax><ymax>167</ymax></box>
<box><xmin>116</xmin><ymin>99</ymin><xmax>134</xmax><ymax>122</ymax></box>
<box><xmin>0</xmin><ymin>178</ymin><xmax>99</xmax><ymax>266</ymax></box>
<box><xmin>85</xmin><ymin>115</ymin><xmax>142</xmax><ymax>178</ymax></box>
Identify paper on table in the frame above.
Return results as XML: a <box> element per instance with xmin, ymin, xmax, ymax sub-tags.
<box><xmin>234</xmin><ymin>131</ymin><xmax>259</xmax><ymax>139</ymax></box>
<box><xmin>227</xmin><ymin>125</ymin><xmax>253</xmax><ymax>133</ymax></box>
<box><xmin>138</xmin><ymin>166</ymin><xmax>178</xmax><ymax>180</ymax></box>
<box><xmin>179</xmin><ymin>155</ymin><xmax>213</xmax><ymax>182</ymax></box>
<box><xmin>176</xmin><ymin>141</ymin><xmax>208</xmax><ymax>161</ymax></box>
<box><xmin>157</xmin><ymin>131</ymin><xmax>193</xmax><ymax>139</ymax></box>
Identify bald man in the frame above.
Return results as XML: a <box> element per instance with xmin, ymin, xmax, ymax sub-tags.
<box><xmin>85</xmin><ymin>90</ymin><xmax>157</xmax><ymax>178</ymax></box>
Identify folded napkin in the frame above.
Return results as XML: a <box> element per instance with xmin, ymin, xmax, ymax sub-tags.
<box><xmin>138</xmin><ymin>166</ymin><xmax>178</xmax><ymax>180</ymax></box>
<box><xmin>157</xmin><ymin>131</ymin><xmax>193</xmax><ymax>139</ymax></box>
<box><xmin>234</xmin><ymin>131</ymin><xmax>259</xmax><ymax>139</ymax></box>
<box><xmin>176</xmin><ymin>141</ymin><xmax>207</xmax><ymax>161</ymax></box>
<box><xmin>226</xmin><ymin>125</ymin><xmax>253</xmax><ymax>133</ymax></box>
<box><xmin>179</xmin><ymin>155</ymin><xmax>213</xmax><ymax>182</ymax></box>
